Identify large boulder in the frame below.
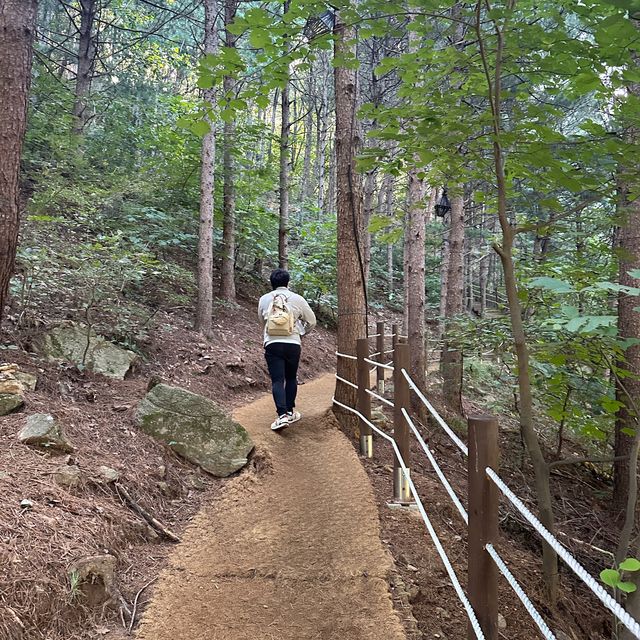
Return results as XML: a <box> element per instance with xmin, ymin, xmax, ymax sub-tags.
<box><xmin>135</xmin><ymin>384</ymin><xmax>254</xmax><ymax>477</ymax></box>
<box><xmin>0</xmin><ymin>363</ymin><xmax>35</xmax><ymax>416</ymax></box>
<box><xmin>18</xmin><ymin>414</ymin><xmax>74</xmax><ymax>453</ymax></box>
<box><xmin>37</xmin><ymin>325</ymin><xmax>137</xmax><ymax>379</ymax></box>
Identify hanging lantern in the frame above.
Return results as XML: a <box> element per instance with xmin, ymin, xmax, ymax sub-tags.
<box><xmin>434</xmin><ymin>189</ymin><xmax>451</xmax><ymax>218</ymax></box>
<box><xmin>303</xmin><ymin>9</ymin><xmax>336</xmax><ymax>41</ymax></box>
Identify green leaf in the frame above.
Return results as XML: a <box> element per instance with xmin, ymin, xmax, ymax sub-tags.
<box><xmin>619</xmin><ymin>558</ymin><xmax>640</xmax><ymax>572</ymax></box>
<box><xmin>529</xmin><ymin>277</ymin><xmax>575</xmax><ymax>293</ymax></box>
<box><xmin>601</xmin><ymin>568</ymin><xmax>621</xmax><ymax>588</ymax></box>
<box><xmin>191</xmin><ymin>120</ymin><xmax>211</xmax><ymax>137</ymax></box>
<box><xmin>617</xmin><ymin>581</ymin><xmax>637</xmax><ymax>593</ymax></box>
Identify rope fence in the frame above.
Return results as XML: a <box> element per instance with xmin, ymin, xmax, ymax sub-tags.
<box><xmin>331</xmin><ymin>320</ymin><xmax>640</xmax><ymax>640</ymax></box>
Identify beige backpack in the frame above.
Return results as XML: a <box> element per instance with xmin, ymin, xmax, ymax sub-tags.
<box><xmin>266</xmin><ymin>293</ymin><xmax>295</xmax><ymax>336</ymax></box>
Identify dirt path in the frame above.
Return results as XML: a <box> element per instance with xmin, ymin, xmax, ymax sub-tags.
<box><xmin>136</xmin><ymin>374</ymin><xmax>407</xmax><ymax>640</ymax></box>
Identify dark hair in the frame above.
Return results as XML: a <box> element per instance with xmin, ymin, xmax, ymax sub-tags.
<box><xmin>270</xmin><ymin>268</ymin><xmax>290</xmax><ymax>289</ymax></box>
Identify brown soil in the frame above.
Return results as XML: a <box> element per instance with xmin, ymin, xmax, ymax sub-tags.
<box><xmin>338</xmin><ymin>378</ymin><xmax>618</xmax><ymax>640</ymax></box>
<box><xmin>0</xmin><ymin>298</ymin><xmax>336</xmax><ymax>639</ymax></box>
<box><xmin>136</xmin><ymin>374</ymin><xmax>406</xmax><ymax>640</ymax></box>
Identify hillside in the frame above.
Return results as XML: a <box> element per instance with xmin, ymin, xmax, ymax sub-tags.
<box><xmin>0</xmin><ymin>295</ymin><xmax>336</xmax><ymax>639</ymax></box>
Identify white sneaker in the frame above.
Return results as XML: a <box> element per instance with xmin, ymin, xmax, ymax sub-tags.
<box><xmin>271</xmin><ymin>414</ymin><xmax>290</xmax><ymax>431</ymax></box>
<box><xmin>287</xmin><ymin>410</ymin><xmax>301</xmax><ymax>424</ymax></box>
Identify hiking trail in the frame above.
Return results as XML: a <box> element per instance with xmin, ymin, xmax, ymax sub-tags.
<box><xmin>136</xmin><ymin>373</ymin><xmax>407</xmax><ymax>640</ymax></box>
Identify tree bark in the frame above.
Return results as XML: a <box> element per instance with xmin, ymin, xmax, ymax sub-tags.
<box><xmin>363</xmin><ymin>169</ymin><xmax>376</xmax><ymax>282</ymax></box>
<box><xmin>72</xmin><ymin>0</ymin><xmax>98</xmax><ymax>135</ymax></box>
<box><xmin>442</xmin><ymin>192</ymin><xmax>464</xmax><ymax>414</ymax></box>
<box><xmin>278</xmin><ymin>0</ymin><xmax>291</xmax><ymax>269</ymax></box>
<box><xmin>333</xmin><ymin>13</ymin><xmax>366</xmax><ymax>425</ymax></box>
<box><xmin>0</xmin><ymin>0</ymin><xmax>37</xmax><ymax>326</ymax></box>
<box><xmin>406</xmin><ymin>170</ymin><xmax>428</xmax><ymax>408</ymax></box>
<box><xmin>219</xmin><ymin>0</ymin><xmax>237</xmax><ymax>301</ymax></box>
<box><xmin>195</xmin><ymin>0</ymin><xmax>218</xmax><ymax>336</ymax></box>
<box><xmin>316</xmin><ymin>52</ymin><xmax>330</xmax><ymax>215</ymax></box>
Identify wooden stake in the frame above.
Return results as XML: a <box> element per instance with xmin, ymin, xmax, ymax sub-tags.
<box><xmin>376</xmin><ymin>320</ymin><xmax>385</xmax><ymax>394</ymax></box>
<box><xmin>467</xmin><ymin>414</ymin><xmax>499</xmax><ymax>639</ymax></box>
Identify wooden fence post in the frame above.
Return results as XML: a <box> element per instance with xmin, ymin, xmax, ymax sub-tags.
<box><xmin>356</xmin><ymin>337</ymin><xmax>373</xmax><ymax>458</ymax></box>
<box><xmin>392</xmin><ymin>339</ymin><xmax>411</xmax><ymax>502</ymax></box>
<box><xmin>376</xmin><ymin>320</ymin><xmax>385</xmax><ymax>394</ymax></box>
<box><xmin>468</xmin><ymin>414</ymin><xmax>499</xmax><ymax>640</ymax></box>
<box><xmin>392</xmin><ymin>323</ymin><xmax>399</xmax><ymax>353</ymax></box>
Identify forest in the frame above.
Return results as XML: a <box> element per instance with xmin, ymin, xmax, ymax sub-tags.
<box><xmin>2</xmin><ymin>0</ymin><xmax>640</xmax><ymax>638</ymax></box>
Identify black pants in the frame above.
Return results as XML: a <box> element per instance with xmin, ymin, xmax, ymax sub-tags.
<box><xmin>264</xmin><ymin>342</ymin><xmax>301</xmax><ymax>416</ymax></box>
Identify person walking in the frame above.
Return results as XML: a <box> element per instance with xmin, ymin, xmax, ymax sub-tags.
<box><xmin>258</xmin><ymin>269</ymin><xmax>317</xmax><ymax>431</ymax></box>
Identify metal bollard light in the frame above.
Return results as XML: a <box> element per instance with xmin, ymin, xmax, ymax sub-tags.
<box><xmin>356</xmin><ymin>338</ymin><xmax>373</xmax><ymax>458</ymax></box>
<box><xmin>376</xmin><ymin>320</ymin><xmax>385</xmax><ymax>394</ymax></box>
<box><xmin>392</xmin><ymin>339</ymin><xmax>411</xmax><ymax>502</ymax></box>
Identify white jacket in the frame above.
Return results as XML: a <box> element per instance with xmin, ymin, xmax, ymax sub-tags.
<box><xmin>257</xmin><ymin>287</ymin><xmax>317</xmax><ymax>346</ymax></box>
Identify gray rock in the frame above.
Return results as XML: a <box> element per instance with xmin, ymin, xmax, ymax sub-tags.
<box><xmin>54</xmin><ymin>464</ymin><xmax>82</xmax><ymax>488</ymax></box>
<box><xmin>0</xmin><ymin>393</ymin><xmax>24</xmax><ymax>416</ymax></box>
<box><xmin>135</xmin><ymin>384</ymin><xmax>254</xmax><ymax>477</ymax></box>
<box><xmin>37</xmin><ymin>324</ymin><xmax>138</xmax><ymax>379</ymax></box>
<box><xmin>498</xmin><ymin>613</ymin><xmax>507</xmax><ymax>630</ymax></box>
<box><xmin>13</xmin><ymin>371</ymin><xmax>37</xmax><ymax>391</ymax></box>
<box><xmin>18</xmin><ymin>414</ymin><xmax>74</xmax><ymax>452</ymax></box>
<box><xmin>96</xmin><ymin>466</ymin><xmax>120</xmax><ymax>483</ymax></box>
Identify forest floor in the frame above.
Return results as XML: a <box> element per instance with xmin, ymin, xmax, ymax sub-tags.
<box><xmin>136</xmin><ymin>374</ymin><xmax>406</xmax><ymax>640</ymax></box>
<box><xmin>0</xmin><ymin>297</ymin><xmax>337</xmax><ymax>639</ymax></box>
<box><xmin>0</xmin><ymin>296</ymin><xmax>621</xmax><ymax>640</ymax></box>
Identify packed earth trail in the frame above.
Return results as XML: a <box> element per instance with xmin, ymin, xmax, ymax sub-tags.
<box><xmin>136</xmin><ymin>373</ymin><xmax>407</xmax><ymax>640</ymax></box>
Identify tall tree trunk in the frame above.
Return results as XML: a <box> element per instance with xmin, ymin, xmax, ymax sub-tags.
<box><xmin>266</xmin><ymin>88</ymin><xmax>278</xmax><ymax>166</ymax></box>
<box><xmin>278</xmin><ymin>0</ymin><xmax>291</xmax><ymax>269</ymax></box>
<box><xmin>442</xmin><ymin>192</ymin><xmax>464</xmax><ymax>414</ymax></box>
<box><xmin>0</xmin><ymin>0</ymin><xmax>37</xmax><ymax>326</ymax></box>
<box><xmin>439</xmin><ymin>201</ymin><xmax>450</xmax><ymax>336</ymax></box>
<box><xmin>382</xmin><ymin>173</ymin><xmax>394</xmax><ymax>299</ymax></box>
<box><xmin>316</xmin><ymin>52</ymin><xmax>330</xmax><ymax>215</ymax></box>
<box><xmin>219</xmin><ymin>0</ymin><xmax>237</xmax><ymax>301</ymax></box>
<box><xmin>300</xmin><ymin>70</ymin><xmax>315</xmax><ymax>205</ymax></box>
<box><xmin>406</xmin><ymin>170</ymin><xmax>428</xmax><ymax>408</ymax></box>
<box><xmin>72</xmin><ymin>0</ymin><xmax>97</xmax><ymax>135</ymax></box>
<box><xmin>476</xmin><ymin>9</ymin><xmax>558</xmax><ymax>602</ymax></box>
<box><xmin>333</xmin><ymin>12</ymin><xmax>366</xmax><ymax>424</ymax></box>
<box><xmin>363</xmin><ymin>169</ymin><xmax>376</xmax><ymax>282</ymax></box>
<box><xmin>195</xmin><ymin>0</ymin><xmax>218</xmax><ymax>336</ymax></box>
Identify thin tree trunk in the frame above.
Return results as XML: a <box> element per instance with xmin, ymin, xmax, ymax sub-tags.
<box><xmin>278</xmin><ymin>0</ymin><xmax>291</xmax><ymax>269</ymax></box>
<box><xmin>406</xmin><ymin>170</ymin><xmax>428</xmax><ymax>409</ymax></box>
<box><xmin>0</xmin><ymin>0</ymin><xmax>37</xmax><ymax>326</ymax></box>
<box><xmin>363</xmin><ymin>170</ymin><xmax>376</xmax><ymax>282</ymax></box>
<box><xmin>266</xmin><ymin>88</ymin><xmax>279</xmax><ymax>166</ymax></box>
<box><xmin>333</xmin><ymin>12</ymin><xmax>366</xmax><ymax>426</ymax></box>
<box><xmin>382</xmin><ymin>173</ymin><xmax>394</xmax><ymax>299</ymax></box>
<box><xmin>300</xmin><ymin>71</ymin><xmax>315</xmax><ymax>205</ymax></box>
<box><xmin>219</xmin><ymin>0</ymin><xmax>237</xmax><ymax>301</ymax></box>
<box><xmin>72</xmin><ymin>0</ymin><xmax>97</xmax><ymax>135</ymax></box>
<box><xmin>476</xmin><ymin>7</ymin><xmax>558</xmax><ymax>601</ymax></box>
<box><xmin>442</xmin><ymin>192</ymin><xmax>464</xmax><ymax>414</ymax></box>
<box><xmin>195</xmin><ymin>0</ymin><xmax>218</xmax><ymax>336</ymax></box>
<box><xmin>316</xmin><ymin>52</ymin><xmax>330</xmax><ymax>215</ymax></box>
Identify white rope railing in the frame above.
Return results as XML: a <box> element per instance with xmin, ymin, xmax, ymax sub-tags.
<box><xmin>366</xmin><ymin>388</ymin><xmax>394</xmax><ymax>408</ymax></box>
<box><xmin>401</xmin><ymin>368</ymin><xmax>468</xmax><ymax>456</ymax></box>
<box><xmin>402</xmin><ymin>409</ymin><xmax>468</xmax><ymax>524</ymax></box>
<box><xmin>331</xmin><ymin>397</ymin><xmax>486</xmax><ymax>640</ymax></box>
<box><xmin>364</xmin><ymin>357</ymin><xmax>394</xmax><ymax>371</ymax></box>
<box><xmin>369</xmin><ymin>351</ymin><xmax>381</xmax><ymax>357</ymax></box>
<box><xmin>335</xmin><ymin>374</ymin><xmax>358</xmax><ymax>390</ymax></box>
<box><xmin>485</xmin><ymin>544</ymin><xmax>557</xmax><ymax>640</ymax></box>
<box><xmin>335</xmin><ymin>351</ymin><xmax>357</xmax><ymax>360</ymax></box>
<box><xmin>369</xmin><ymin>333</ymin><xmax>381</xmax><ymax>338</ymax></box>
<box><xmin>402</xmin><ymin>412</ymin><xmax>557</xmax><ymax>638</ymax></box>
<box><xmin>485</xmin><ymin>467</ymin><xmax>640</xmax><ymax>639</ymax></box>
<box><xmin>399</xmin><ymin>367</ymin><xmax>640</xmax><ymax>638</ymax></box>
